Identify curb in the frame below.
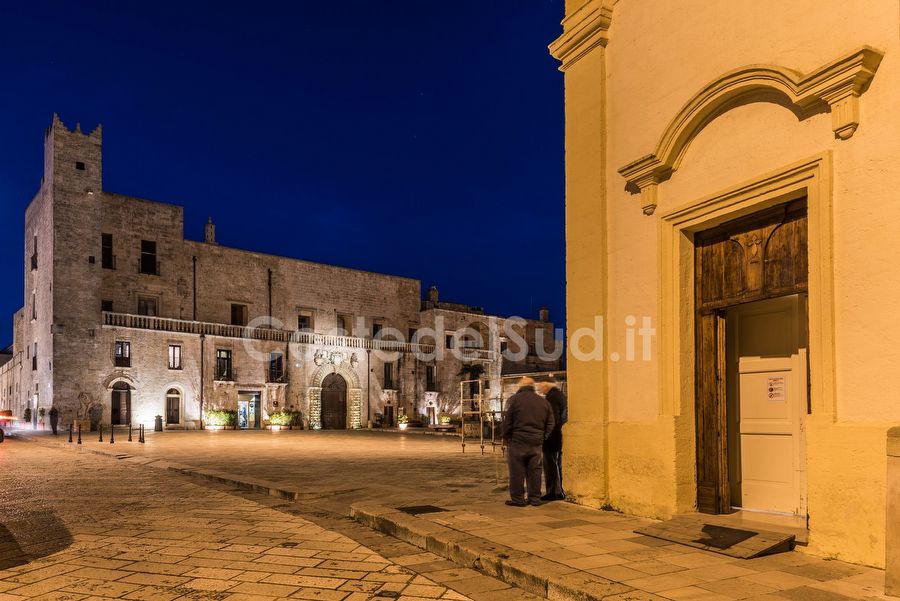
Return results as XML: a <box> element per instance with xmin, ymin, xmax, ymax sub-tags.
<box><xmin>350</xmin><ymin>503</ymin><xmax>644</xmax><ymax>601</ymax></box>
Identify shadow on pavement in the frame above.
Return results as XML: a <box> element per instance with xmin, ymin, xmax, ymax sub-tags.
<box><xmin>0</xmin><ymin>509</ymin><xmax>73</xmax><ymax>569</ymax></box>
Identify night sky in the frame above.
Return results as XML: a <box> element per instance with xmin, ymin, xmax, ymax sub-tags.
<box><xmin>0</xmin><ymin>1</ymin><xmax>565</xmax><ymax>347</ymax></box>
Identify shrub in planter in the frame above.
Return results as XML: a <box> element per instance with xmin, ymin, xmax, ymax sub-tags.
<box><xmin>204</xmin><ymin>409</ymin><xmax>237</xmax><ymax>427</ymax></box>
<box><xmin>269</xmin><ymin>411</ymin><xmax>292</xmax><ymax>426</ymax></box>
<box><xmin>23</xmin><ymin>407</ymin><xmax>31</xmax><ymax>424</ymax></box>
<box><xmin>438</xmin><ymin>413</ymin><xmax>453</xmax><ymax>425</ymax></box>
<box><xmin>397</xmin><ymin>414</ymin><xmax>409</xmax><ymax>424</ymax></box>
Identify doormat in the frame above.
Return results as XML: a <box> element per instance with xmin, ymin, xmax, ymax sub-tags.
<box><xmin>634</xmin><ymin>516</ymin><xmax>795</xmax><ymax>558</ymax></box>
<box><xmin>397</xmin><ymin>505</ymin><xmax>450</xmax><ymax>516</ymax></box>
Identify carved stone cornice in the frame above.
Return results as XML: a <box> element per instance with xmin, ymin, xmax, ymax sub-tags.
<box><xmin>548</xmin><ymin>0</ymin><xmax>612</xmax><ymax>71</ymax></box>
<box><xmin>619</xmin><ymin>47</ymin><xmax>883</xmax><ymax>215</ymax></box>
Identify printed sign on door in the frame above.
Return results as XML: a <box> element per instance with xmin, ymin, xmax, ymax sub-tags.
<box><xmin>766</xmin><ymin>375</ymin><xmax>786</xmax><ymax>402</ymax></box>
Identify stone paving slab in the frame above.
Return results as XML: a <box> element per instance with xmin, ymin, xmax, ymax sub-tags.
<box><xmin>0</xmin><ymin>438</ymin><xmax>514</xmax><ymax>601</ymax></box>
<box><xmin>11</xmin><ymin>430</ymin><xmax>898</xmax><ymax>601</ymax></box>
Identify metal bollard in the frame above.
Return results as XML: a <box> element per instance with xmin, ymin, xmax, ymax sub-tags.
<box><xmin>77</xmin><ymin>424</ymin><xmax>82</xmax><ymax>444</ymax></box>
<box><xmin>109</xmin><ymin>425</ymin><xmax>115</xmax><ymax>444</ymax></box>
<box><xmin>128</xmin><ymin>425</ymin><xmax>132</xmax><ymax>442</ymax></box>
<box><xmin>139</xmin><ymin>424</ymin><xmax>145</xmax><ymax>444</ymax></box>
<box><xmin>98</xmin><ymin>424</ymin><xmax>103</xmax><ymax>443</ymax></box>
<box><xmin>886</xmin><ymin>427</ymin><xmax>900</xmax><ymax>596</ymax></box>
<box><xmin>68</xmin><ymin>424</ymin><xmax>73</xmax><ymax>443</ymax></box>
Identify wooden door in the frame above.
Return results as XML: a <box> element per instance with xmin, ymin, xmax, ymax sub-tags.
<box><xmin>111</xmin><ymin>383</ymin><xmax>131</xmax><ymax>426</ymax></box>
<box><xmin>321</xmin><ymin>374</ymin><xmax>347</xmax><ymax>430</ymax></box>
<box><xmin>694</xmin><ymin>199</ymin><xmax>808</xmax><ymax>514</ymax></box>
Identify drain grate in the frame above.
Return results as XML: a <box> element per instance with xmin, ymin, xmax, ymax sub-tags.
<box><xmin>279</xmin><ymin>542</ymin><xmax>299</xmax><ymax>548</ymax></box>
<box><xmin>373</xmin><ymin>592</ymin><xmax>400</xmax><ymax>599</ymax></box>
<box><xmin>397</xmin><ymin>505</ymin><xmax>449</xmax><ymax>516</ymax></box>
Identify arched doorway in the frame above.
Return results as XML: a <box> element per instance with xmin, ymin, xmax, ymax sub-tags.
<box><xmin>165</xmin><ymin>388</ymin><xmax>181</xmax><ymax>426</ymax></box>
<box><xmin>321</xmin><ymin>374</ymin><xmax>347</xmax><ymax>429</ymax></box>
<box><xmin>111</xmin><ymin>382</ymin><xmax>131</xmax><ymax>426</ymax></box>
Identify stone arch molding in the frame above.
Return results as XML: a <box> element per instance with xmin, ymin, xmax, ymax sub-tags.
<box><xmin>308</xmin><ymin>363</ymin><xmax>361</xmax><ymax>389</ymax></box>
<box><xmin>619</xmin><ymin>47</ymin><xmax>883</xmax><ymax>215</ymax></box>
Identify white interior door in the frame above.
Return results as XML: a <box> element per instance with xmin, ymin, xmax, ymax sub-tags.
<box><xmin>738</xmin><ymin>349</ymin><xmax>806</xmax><ymax>515</ymax></box>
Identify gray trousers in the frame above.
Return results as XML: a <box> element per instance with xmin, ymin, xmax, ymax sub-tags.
<box><xmin>507</xmin><ymin>441</ymin><xmax>543</xmax><ymax>503</ymax></box>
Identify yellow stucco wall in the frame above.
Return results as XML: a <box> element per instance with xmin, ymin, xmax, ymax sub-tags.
<box><xmin>554</xmin><ymin>0</ymin><xmax>900</xmax><ymax>567</ymax></box>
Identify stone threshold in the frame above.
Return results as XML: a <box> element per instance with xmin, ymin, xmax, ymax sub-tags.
<box><xmin>349</xmin><ymin>503</ymin><xmax>645</xmax><ymax>601</ymax></box>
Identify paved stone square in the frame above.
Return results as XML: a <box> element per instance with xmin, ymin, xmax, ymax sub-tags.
<box><xmin>12</xmin><ymin>429</ymin><xmax>899</xmax><ymax>600</ymax></box>
<box><xmin>0</xmin><ymin>437</ymin><xmax>537</xmax><ymax>601</ymax></box>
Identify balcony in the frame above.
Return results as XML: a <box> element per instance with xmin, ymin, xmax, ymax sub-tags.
<box><xmin>459</xmin><ymin>347</ymin><xmax>497</xmax><ymax>361</ymax></box>
<box><xmin>138</xmin><ymin>259</ymin><xmax>160</xmax><ymax>276</ymax></box>
<box><xmin>102</xmin><ymin>312</ymin><xmax>437</xmax><ymax>355</ymax></box>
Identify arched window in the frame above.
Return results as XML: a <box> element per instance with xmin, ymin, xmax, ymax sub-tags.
<box><xmin>165</xmin><ymin>388</ymin><xmax>181</xmax><ymax>425</ymax></box>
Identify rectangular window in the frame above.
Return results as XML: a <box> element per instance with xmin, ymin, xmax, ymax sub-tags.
<box><xmin>408</xmin><ymin>327</ymin><xmax>418</xmax><ymax>343</ymax></box>
<box><xmin>30</xmin><ymin>235</ymin><xmax>37</xmax><ymax>271</ymax></box>
<box><xmin>426</xmin><ymin>365</ymin><xmax>437</xmax><ymax>392</ymax></box>
<box><xmin>337</xmin><ymin>314</ymin><xmax>351</xmax><ymax>336</ymax></box>
<box><xmin>230</xmin><ymin>304</ymin><xmax>248</xmax><ymax>326</ymax></box>
<box><xmin>445</xmin><ymin>334</ymin><xmax>454</xmax><ymax>349</ymax></box>
<box><xmin>168</xmin><ymin>344</ymin><xmax>182</xmax><ymax>370</ymax></box>
<box><xmin>268</xmin><ymin>351</ymin><xmax>284</xmax><ymax>382</ymax></box>
<box><xmin>32</xmin><ymin>342</ymin><xmax>37</xmax><ymax>371</ymax></box>
<box><xmin>215</xmin><ymin>349</ymin><xmax>233</xmax><ymax>380</ymax></box>
<box><xmin>31</xmin><ymin>293</ymin><xmax>36</xmax><ymax>320</ymax></box>
<box><xmin>101</xmin><ymin>300</ymin><xmax>113</xmax><ymax>312</ymax></box>
<box><xmin>101</xmin><ymin>233</ymin><xmax>115</xmax><ymax>269</ymax></box>
<box><xmin>383</xmin><ymin>362</ymin><xmax>394</xmax><ymax>390</ymax></box>
<box><xmin>139</xmin><ymin>240</ymin><xmax>158</xmax><ymax>275</ymax></box>
<box><xmin>137</xmin><ymin>297</ymin><xmax>158</xmax><ymax>316</ymax></box>
<box><xmin>297</xmin><ymin>311</ymin><xmax>313</xmax><ymax>332</ymax></box>
<box><xmin>115</xmin><ymin>341</ymin><xmax>131</xmax><ymax>368</ymax></box>
<box><xmin>372</xmin><ymin>321</ymin><xmax>383</xmax><ymax>339</ymax></box>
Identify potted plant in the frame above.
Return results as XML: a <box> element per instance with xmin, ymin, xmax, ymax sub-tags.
<box><xmin>23</xmin><ymin>407</ymin><xmax>32</xmax><ymax>428</ymax></box>
<box><xmin>398</xmin><ymin>414</ymin><xmax>409</xmax><ymax>430</ymax></box>
<box><xmin>267</xmin><ymin>410</ymin><xmax>291</xmax><ymax>431</ymax></box>
<box><xmin>439</xmin><ymin>413</ymin><xmax>452</xmax><ymax>425</ymax></box>
<box><xmin>38</xmin><ymin>407</ymin><xmax>46</xmax><ymax>429</ymax></box>
<box><xmin>204</xmin><ymin>409</ymin><xmax>238</xmax><ymax>431</ymax></box>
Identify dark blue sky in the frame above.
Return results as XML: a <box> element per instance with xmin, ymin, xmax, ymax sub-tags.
<box><xmin>0</xmin><ymin>1</ymin><xmax>565</xmax><ymax>346</ymax></box>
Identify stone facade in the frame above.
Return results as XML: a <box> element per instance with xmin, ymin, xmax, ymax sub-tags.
<box><xmin>3</xmin><ymin>116</ymin><xmax>561</xmax><ymax>433</ymax></box>
<box><xmin>552</xmin><ymin>0</ymin><xmax>900</xmax><ymax>567</ymax></box>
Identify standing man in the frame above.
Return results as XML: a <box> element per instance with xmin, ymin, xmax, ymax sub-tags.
<box><xmin>501</xmin><ymin>376</ymin><xmax>555</xmax><ymax>507</ymax></box>
<box><xmin>538</xmin><ymin>379</ymin><xmax>568</xmax><ymax>501</ymax></box>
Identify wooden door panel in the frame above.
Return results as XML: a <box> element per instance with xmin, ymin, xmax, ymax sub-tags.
<box><xmin>694</xmin><ymin>199</ymin><xmax>807</xmax><ymax>514</ymax></box>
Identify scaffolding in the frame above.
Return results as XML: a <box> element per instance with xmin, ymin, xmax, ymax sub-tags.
<box><xmin>458</xmin><ymin>378</ymin><xmax>503</xmax><ymax>454</ymax></box>
<box><xmin>457</xmin><ymin>371</ymin><xmax>567</xmax><ymax>454</ymax></box>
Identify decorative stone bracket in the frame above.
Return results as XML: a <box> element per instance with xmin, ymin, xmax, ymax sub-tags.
<box><xmin>619</xmin><ymin>47</ymin><xmax>884</xmax><ymax>215</ymax></box>
<box><xmin>548</xmin><ymin>0</ymin><xmax>612</xmax><ymax>71</ymax></box>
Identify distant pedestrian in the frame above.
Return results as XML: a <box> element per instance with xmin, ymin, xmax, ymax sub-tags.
<box><xmin>538</xmin><ymin>380</ymin><xmax>567</xmax><ymax>501</ymax></box>
<box><xmin>501</xmin><ymin>376</ymin><xmax>555</xmax><ymax>507</ymax></box>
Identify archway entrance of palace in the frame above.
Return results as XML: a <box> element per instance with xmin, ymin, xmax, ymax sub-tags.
<box><xmin>694</xmin><ymin>198</ymin><xmax>809</xmax><ymax>517</ymax></box>
<box><xmin>320</xmin><ymin>374</ymin><xmax>348</xmax><ymax>430</ymax></box>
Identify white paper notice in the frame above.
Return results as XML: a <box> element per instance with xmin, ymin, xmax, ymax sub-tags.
<box><xmin>766</xmin><ymin>375</ymin><xmax>786</xmax><ymax>402</ymax></box>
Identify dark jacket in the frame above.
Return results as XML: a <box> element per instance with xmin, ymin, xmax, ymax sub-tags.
<box><xmin>502</xmin><ymin>386</ymin><xmax>555</xmax><ymax>446</ymax></box>
<box><xmin>543</xmin><ymin>386</ymin><xmax>568</xmax><ymax>451</ymax></box>
<box><xmin>545</xmin><ymin>387</ymin><xmax>568</xmax><ymax>433</ymax></box>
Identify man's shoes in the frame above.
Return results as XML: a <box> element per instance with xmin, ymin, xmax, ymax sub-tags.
<box><xmin>540</xmin><ymin>494</ymin><xmax>557</xmax><ymax>502</ymax></box>
<box><xmin>505</xmin><ymin>500</ymin><xmax>527</xmax><ymax>507</ymax></box>
<box><xmin>528</xmin><ymin>499</ymin><xmax>544</xmax><ymax>507</ymax></box>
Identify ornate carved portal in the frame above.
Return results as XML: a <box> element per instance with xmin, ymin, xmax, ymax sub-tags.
<box><xmin>306</xmin><ymin>357</ymin><xmax>363</xmax><ymax>430</ymax></box>
<box><xmin>694</xmin><ymin>198</ymin><xmax>808</xmax><ymax>514</ymax></box>
<box><xmin>320</xmin><ymin>374</ymin><xmax>347</xmax><ymax>430</ymax></box>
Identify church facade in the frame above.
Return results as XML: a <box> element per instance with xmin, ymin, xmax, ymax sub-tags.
<box><xmin>552</xmin><ymin>0</ymin><xmax>899</xmax><ymax>567</ymax></box>
<box><xmin>2</xmin><ymin>116</ymin><xmax>560</xmax><ymax>434</ymax></box>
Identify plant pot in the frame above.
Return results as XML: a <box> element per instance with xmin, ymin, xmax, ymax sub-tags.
<box><xmin>398</xmin><ymin>423</ymin><xmax>408</xmax><ymax>431</ymax></box>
